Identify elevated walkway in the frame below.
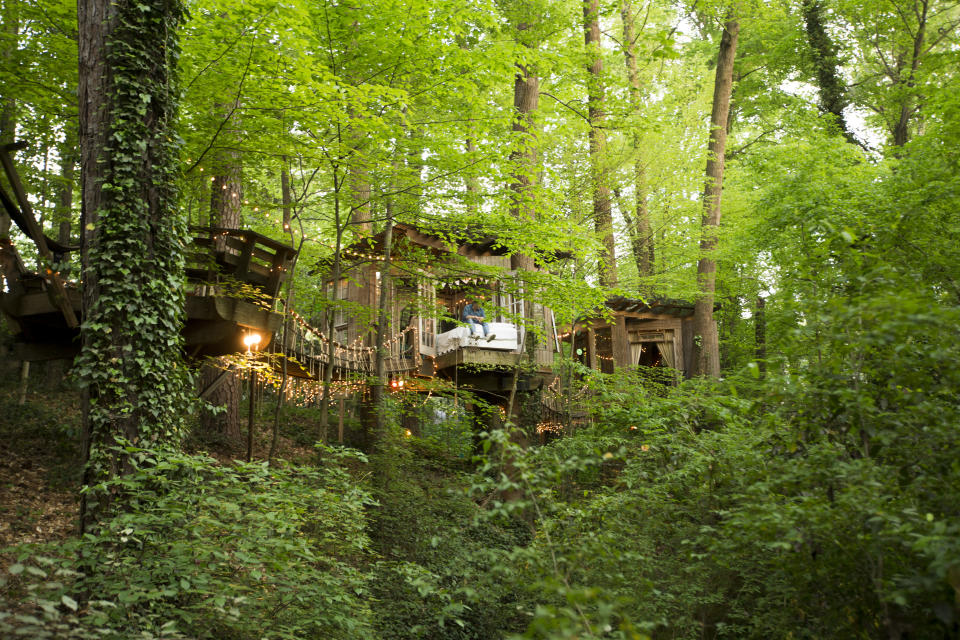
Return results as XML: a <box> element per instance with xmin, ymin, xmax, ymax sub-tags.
<box><xmin>0</xmin><ymin>142</ymin><xmax>422</xmax><ymax>383</ymax></box>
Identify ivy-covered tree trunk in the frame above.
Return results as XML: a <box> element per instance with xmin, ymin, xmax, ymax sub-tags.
<box><xmin>801</xmin><ymin>0</ymin><xmax>857</xmax><ymax>144</ymax></box>
<box><xmin>691</xmin><ymin>18</ymin><xmax>739</xmax><ymax>378</ymax></box>
<box><xmin>77</xmin><ymin>0</ymin><xmax>190</xmax><ymax>530</ymax></box>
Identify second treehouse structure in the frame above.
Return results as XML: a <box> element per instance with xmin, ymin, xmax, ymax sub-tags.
<box><xmin>319</xmin><ymin>223</ymin><xmax>563</xmax><ymax>428</ymax></box>
<box><xmin>309</xmin><ymin>223</ymin><xmax>697</xmax><ymax>438</ymax></box>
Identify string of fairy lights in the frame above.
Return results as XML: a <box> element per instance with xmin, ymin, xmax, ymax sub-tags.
<box><xmin>240</xmin><ymin>300</ymin><xmax>425</xmax><ymax>407</ymax></box>
<box><xmin>183</xmin><ymin>177</ymin><xmax>576</xmax><ymax>417</ymax></box>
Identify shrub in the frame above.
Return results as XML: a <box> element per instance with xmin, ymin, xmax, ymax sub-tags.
<box><xmin>2</xmin><ymin>447</ymin><xmax>374</xmax><ymax>639</ymax></box>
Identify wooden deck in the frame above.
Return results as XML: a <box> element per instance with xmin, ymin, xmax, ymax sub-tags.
<box><xmin>1</xmin><ymin>225</ymin><xmax>299</xmax><ymax>363</ymax></box>
<box><xmin>433</xmin><ymin>345</ymin><xmax>522</xmax><ymax>371</ymax></box>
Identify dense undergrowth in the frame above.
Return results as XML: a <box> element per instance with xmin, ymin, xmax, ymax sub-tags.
<box><xmin>2</xmin><ymin>291</ymin><xmax>960</xmax><ymax>639</ymax></box>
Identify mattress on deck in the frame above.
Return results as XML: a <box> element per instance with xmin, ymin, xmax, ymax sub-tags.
<box><xmin>435</xmin><ymin>322</ymin><xmax>518</xmax><ymax>354</ymax></box>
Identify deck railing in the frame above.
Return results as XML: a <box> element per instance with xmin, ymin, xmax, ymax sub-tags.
<box><xmin>186</xmin><ymin>227</ymin><xmax>298</xmax><ymax>301</ymax></box>
<box><xmin>271</xmin><ymin>303</ymin><xmax>422</xmax><ymax>380</ymax></box>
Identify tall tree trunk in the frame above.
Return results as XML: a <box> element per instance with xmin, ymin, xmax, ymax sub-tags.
<box><xmin>370</xmin><ymin>210</ymin><xmax>394</xmax><ymax>449</ymax></box>
<box><xmin>506</xmin><ymin>21</ymin><xmax>541</xmax><ymax>361</ymax></box>
<box><xmin>464</xmin><ymin>136</ymin><xmax>480</xmax><ymax>218</ymax></box>
<box><xmin>891</xmin><ymin>0</ymin><xmax>928</xmax><ymax>147</ymax></box>
<box><xmin>509</xmin><ymin>49</ymin><xmax>539</xmax><ymax>274</ymax></box>
<box><xmin>209</xmin><ymin>109</ymin><xmax>241</xmax><ymax>232</ymax></box>
<box><xmin>53</xmin><ymin>124</ymin><xmax>78</xmax><ymax>234</ymax></box>
<box><xmin>585</xmin><ymin>0</ymin><xmax>617</xmax><ymax>287</ymax></box>
<box><xmin>619</xmin><ymin>0</ymin><xmax>654</xmax><ymax>278</ymax></box>
<box><xmin>77</xmin><ymin>0</ymin><xmax>189</xmax><ymax>530</ymax></box>
<box><xmin>755</xmin><ymin>295</ymin><xmax>766</xmax><ymax>379</ymax></box>
<box><xmin>0</xmin><ymin>0</ymin><xmax>18</xmax><ymax>237</ymax></box>
<box><xmin>347</xmin><ymin>145</ymin><xmax>372</xmax><ymax>235</ymax></box>
<box><xmin>269</xmin><ymin>234</ymin><xmax>304</xmax><ymax>463</ymax></box>
<box><xmin>200</xmin><ymin>114</ymin><xmax>242</xmax><ymax>441</ymax></box>
<box><xmin>801</xmin><ymin>0</ymin><xmax>857</xmax><ymax>144</ymax></box>
<box><xmin>318</xmin><ymin>170</ymin><xmax>345</xmax><ymax>443</ymax></box>
<box><xmin>691</xmin><ymin>18</ymin><xmax>739</xmax><ymax>378</ymax></box>
<box><xmin>347</xmin><ymin>137</ymin><xmax>375</xmax><ymax>348</ymax></box>
<box><xmin>281</xmin><ymin>154</ymin><xmax>292</xmax><ymax>236</ymax></box>
<box><xmin>199</xmin><ymin>360</ymin><xmax>240</xmax><ymax>440</ymax></box>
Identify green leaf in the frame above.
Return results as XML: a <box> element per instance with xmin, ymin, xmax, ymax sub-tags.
<box><xmin>61</xmin><ymin>595</ymin><xmax>78</xmax><ymax>611</ymax></box>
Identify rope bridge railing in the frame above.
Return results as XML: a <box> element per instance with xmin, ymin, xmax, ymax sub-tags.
<box><xmin>271</xmin><ymin>303</ymin><xmax>422</xmax><ymax>380</ymax></box>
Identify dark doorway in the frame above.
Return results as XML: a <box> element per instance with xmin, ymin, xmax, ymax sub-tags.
<box><xmin>638</xmin><ymin>342</ymin><xmax>662</xmax><ymax>368</ymax></box>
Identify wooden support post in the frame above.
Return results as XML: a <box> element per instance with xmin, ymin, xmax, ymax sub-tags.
<box><xmin>246</xmin><ymin>370</ymin><xmax>257</xmax><ymax>462</ymax></box>
<box><xmin>266</xmin><ymin>251</ymin><xmax>285</xmax><ymax>299</ymax></box>
<box><xmin>236</xmin><ymin>235</ymin><xmax>254</xmax><ymax>282</ymax></box>
<box><xmin>586</xmin><ymin>328</ymin><xmax>598</xmax><ymax>370</ymax></box>
<box><xmin>337</xmin><ymin>398</ymin><xmax>345</xmax><ymax>443</ymax></box>
<box><xmin>612</xmin><ymin>314</ymin><xmax>631</xmax><ymax>369</ymax></box>
<box><xmin>17</xmin><ymin>360</ymin><xmax>29</xmax><ymax>405</ymax></box>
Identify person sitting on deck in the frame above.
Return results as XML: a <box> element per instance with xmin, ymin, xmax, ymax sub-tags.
<box><xmin>462</xmin><ymin>297</ymin><xmax>495</xmax><ymax>342</ymax></box>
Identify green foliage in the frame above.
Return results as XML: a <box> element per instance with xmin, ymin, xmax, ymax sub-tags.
<box><xmin>469</xmin><ymin>299</ymin><xmax>960</xmax><ymax>638</ymax></box>
<box><xmin>2</xmin><ymin>448</ymin><xmax>374</xmax><ymax>639</ymax></box>
<box><xmin>367</xmin><ymin>433</ymin><xmax>528</xmax><ymax>640</ymax></box>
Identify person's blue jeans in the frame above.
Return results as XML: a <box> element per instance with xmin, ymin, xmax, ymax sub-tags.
<box><xmin>468</xmin><ymin>319</ymin><xmax>491</xmax><ymax>337</ymax></box>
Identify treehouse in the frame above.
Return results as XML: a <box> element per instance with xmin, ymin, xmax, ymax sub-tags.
<box><xmin>1</xmin><ymin>225</ymin><xmax>298</xmax><ymax>363</ymax></box>
<box><xmin>0</xmin><ymin>141</ymin><xmax>298</xmax><ymax>363</ymax></box>
<box><xmin>567</xmin><ymin>296</ymin><xmax>697</xmax><ymax>378</ymax></box>
<box><xmin>319</xmin><ymin>223</ymin><xmax>563</xmax><ymax>395</ymax></box>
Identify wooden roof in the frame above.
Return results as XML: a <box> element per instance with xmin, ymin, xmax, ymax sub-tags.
<box><xmin>604</xmin><ymin>295</ymin><xmax>696</xmax><ymax>317</ymax></box>
<box><xmin>342</xmin><ymin>222</ymin><xmax>573</xmax><ymax>261</ymax></box>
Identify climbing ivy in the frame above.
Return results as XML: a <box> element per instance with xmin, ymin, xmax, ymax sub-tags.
<box><xmin>73</xmin><ymin>0</ymin><xmax>192</xmax><ymax>524</ymax></box>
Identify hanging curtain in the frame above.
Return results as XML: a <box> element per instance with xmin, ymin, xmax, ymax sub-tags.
<box><xmin>630</xmin><ymin>341</ymin><xmax>642</xmax><ymax>365</ymax></box>
<box><xmin>660</xmin><ymin>337</ymin><xmax>676</xmax><ymax>369</ymax></box>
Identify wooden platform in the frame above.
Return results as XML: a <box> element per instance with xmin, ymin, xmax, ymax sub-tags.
<box><xmin>433</xmin><ymin>345</ymin><xmax>522</xmax><ymax>371</ymax></box>
<box><xmin>1</xmin><ymin>227</ymin><xmax>297</xmax><ymax>363</ymax></box>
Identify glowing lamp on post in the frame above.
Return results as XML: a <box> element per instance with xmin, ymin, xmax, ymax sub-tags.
<box><xmin>243</xmin><ymin>331</ymin><xmax>263</xmax><ymax>464</ymax></box>
<box><xmin>244</xmin><ymin>332</ymin><xmax>261</xmax><ymax>356</ymax></box>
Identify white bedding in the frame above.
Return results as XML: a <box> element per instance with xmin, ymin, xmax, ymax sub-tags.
<box><xmin>435</xmin><ymin>322</ymin><xmax>518</xmax><ymax>354</ymax></box>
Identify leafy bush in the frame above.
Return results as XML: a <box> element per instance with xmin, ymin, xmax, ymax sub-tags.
<box><xmin>474</xmin><ymin>338</ymin><xmax>960</xmax><ymax>639</ymax></box>
<box><xmin>2</xmin><ymin>448</ymin><xmax>374</xmax><ymax>639</ymax></box>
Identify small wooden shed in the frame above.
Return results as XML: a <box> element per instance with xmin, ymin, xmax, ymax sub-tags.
<box><xmin>569</xmin><ymin>296</ymin><xmax>697</xmax><ymax>378</ymax></box>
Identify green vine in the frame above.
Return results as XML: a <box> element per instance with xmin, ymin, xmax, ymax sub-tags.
<box><xmin>74</xmin><ymin>0</ymin><xmax>191</xmax><ymax>521</ymax></box>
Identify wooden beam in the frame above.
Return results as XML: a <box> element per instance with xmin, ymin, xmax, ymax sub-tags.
<box><xmin>0</xmin><ymin>148</ymin><xmax>78</xmax><ymax>328</ymax></box>
<box><xmin>613</xmin><ymin>314</ymin><xmax>631</xmax><ymax>369</ymax></box>
<box><xmin>9</xmin><ymin>288</ymin><xmax>81</xmax><ymax>317</ymax></box>
<box><xmin>11</xmin><ymin>341</ymin><xmax>79</xmax><ymax>362</ymax></box>
<box><xmin>434</xmin><ymin>346</ymin><xmax>521</xmax><ymax>372</ymax></box>
<box><xmin>586</xmin><ymin>328</ymin><xmax>598</xmax><ymax>370</ymax></box>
